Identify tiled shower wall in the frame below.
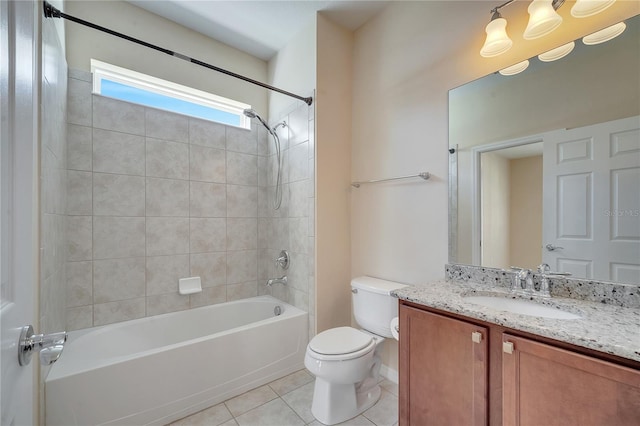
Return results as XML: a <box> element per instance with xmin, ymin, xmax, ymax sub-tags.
<box><xmin>257</xmin><ymin>101</ymin><xmax>316</xmax><ymax>338</ymax></box>
<box><xmin>65</xmin><ymin>69</ymin><xmax>279</xmax><ymax>329</ymax></box>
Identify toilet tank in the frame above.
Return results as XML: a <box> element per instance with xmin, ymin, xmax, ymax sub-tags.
<box><xmin>351</xmin><ymin>276</ymin><xmax>408</xmax><ymax>338</ymax></box>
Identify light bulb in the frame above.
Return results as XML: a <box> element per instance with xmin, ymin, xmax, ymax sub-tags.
<box><xmin>583</xmin><ymin>22</ymin><xmax>626</xmax><ymax>45</ymax></box>
<box><xmin>523</xmin><ymin>0</ymin><xmax>563</xmax><ymax>40</ymax></box>
<box><xmin>499</xmin><ymin>60</ymin><xmax>530</xmax><ymax>76</ymax></box>
<box><xmin>538</xmin><ymin>42</ymin><xmax>575</xmax><ymax>62</ymax></box>
<box><xmin>480</xmin><ymin>13</ymin><xmax>513</xmax><ymax>58</ymax></box>
<box><xmin>571</xmin><ymin>0</ymin><xmax>616</xmax><ymax>18</ymax></box>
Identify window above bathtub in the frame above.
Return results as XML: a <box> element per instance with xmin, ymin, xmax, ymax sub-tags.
<box><xmin>91</xmin><ymin>59</ymin><xmax>251</xmax><ymax>129</ymax></box>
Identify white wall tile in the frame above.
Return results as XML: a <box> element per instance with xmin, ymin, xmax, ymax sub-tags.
<box><xmin>146</xmin><ymin>293</ymin><xmax>189</xmax><ymax>316</ymax></box>
<box><xmin>145</xmin><ymin>177</ymin><xmax>189</xmax><ymax>217</ymax></box>
<box><xmin>145</xmin><ymin>108</ymin><xmax>188</xmax><ymax>143</ymax></box>
<box><xmin>190</xmin><ymin>252</ymin><xmax>226</xmax><ymax>288</ymax></box>
<box><xmin>189</xmin><ymin>218</ymin><xmax>226</xmax><ymax>253</ymax></box>
<box><xmin>227</xmin><ymin>126</ymin><xmax>257</xmax><ymax>154</ymax></box>
<box><xmin>93</xmin><ymin>129</ymin><xmax>145</xmax><ymax>176</ymax></box>
<box><xmin>190</xmin><ymin>145</ymin><xmax>226</xmax><ymax>183</ymax></box>
<box><xmin>93</xmin><ymin>173</ymin><xmax>145</xmax><ymax>216</ymax></box>
<box><xmin>146</xmin><ymin>217</ymin><xmax>190</xmax><ymax>256</ymax></box>
<box><xmin>227</xmin><ymin>250</ymin><xmax>257</xmax><ymax>284</ymax></box>
<box><xmin>67</xmin><ymin>216</ymin><xmax>92</xmax><ymax>261</ymax></box>
<box><xmin>227</xmin><ymin>185</ymin><xmax>257</xmax><ymax>218</ymax></box>
<box><xmin>146</xmin><ymin>138</ymin><xmax>189</xmax><ymax>180</ymax></box>
<box><xmin>66</xmin><ymin>305</ymin><xmax>93</xmax><ymax>331</ymax></box>
<box><xmin>68</xmin><ymin>78</ymin><xmax>92</xmax><ymax>126</ymax></box>
<box><xmin>189</xmin><ymin>117</ymin><xmax>225</xmax><ymax>149</ymax></box>
<box><xmin>288</xmin><ymin>106</ymin><xmax>309</xmax><ymax>147</ymax></box>
<box><xmin>93</xmin><ymin>257</ymin><xmax>145</xmax><ymax>303</ymax></box>
<box><xmin>227</xmin><ymin>218</ymin><xmax>258</xmax><ymax>251</ymax></box>
<box><xmin>189</xmin><ymin>286</ymin><xmax>226</xmax><ymax>308</ymax></box>
<box><xmin>227</xmin><ymin>151</ymin><xmax>257</xmax><ymax>185</ymax></box>
<box><xmin>289</xmin><ymin>218</ymin><xmax>308</xmax><ymax>254</ymax></box>
<box><xmin>289</xmin><ymin>142</ymin><xmax>308</xmax><ymax>182</ymax></box>
<box><xmin>67</xmin><ymin>124</ymin><xmax>92</xmax><ymax>171</ymax></box>
<box><xmin>227</xmin><ymin>281</ymin><xmax>257</xmax><ymax>301</ymax></box>
<box><xmin>189</xmin><ymin>181</ymin><xmax>226</xmax><ymax>217</ymax></box>
<box><xmin>93</xmin><ymin>216</ymin><xmax>145</xmax><ymax>259</ymax></box>
<box><xmin>66</xmin><ymin>261</ymin><xmax>93</xmax><ymax>307</ymax></box>
<box><xmin>93</xmin><ymin>96</ymin><xmax>145</xmax><ymax>136</ymax></box>
<box><xmin>289</xmin><ymin>181</ymin><xmax>308</xmax><ymax>218</ymax></box>
<box><xmin>67</xmin><ymin>171</ymin><xmax>92</xmax><ymax>215</ymax></box>
<box><xmin>146</xmin><ymin>254</ymin><xmax>190</xmax><ymax>296</ymax></box>
<box><xmin>93</xmin><ymin>298</ymin><xmax>146</xmax><ymax>326</ymax></box>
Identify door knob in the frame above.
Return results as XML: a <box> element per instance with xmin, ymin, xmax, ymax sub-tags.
<box><xmin>18</xmin><ymin>325</ymin><xmax>67</xmax><ymax>366</ymax></box>
<box><xmin>545</xmin><ymin>244</ymin><xmax>564</xmax><ymax>252</ymax></box>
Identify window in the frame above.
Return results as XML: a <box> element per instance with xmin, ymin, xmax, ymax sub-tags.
<box><xmin>91</xmin><ymin>59</ymin><xmax>251</xmax><ymax>128</ymax></box>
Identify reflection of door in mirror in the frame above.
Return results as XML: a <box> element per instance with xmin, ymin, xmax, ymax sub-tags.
<box><xmin>477</xmin><ymin>143</ymin><xmax>543</xmax><ymax>270</ymax></box>
<box><xmin>543</xmin><ymin>116</ymin><xmax>640</xmax><ymax>284</ymax></box>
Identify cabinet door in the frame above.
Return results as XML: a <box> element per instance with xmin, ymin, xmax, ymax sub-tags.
<box><xmin>502</xmin><ymin>334</ymin><xmax>640</xmax><ymax>426</ymax></box>
<box><xmin>399</xmin><ymin>305</ymin><xmax>488</xmax><ymax>426</ymax></box>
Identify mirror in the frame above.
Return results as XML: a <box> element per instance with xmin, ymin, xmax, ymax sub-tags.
<box><xmin>449</xmin><ymin>15</ymin><xmax>640</xmax><ymax>285</ymax></box>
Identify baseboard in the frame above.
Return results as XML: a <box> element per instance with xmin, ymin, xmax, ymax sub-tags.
<box><xmin>380</xmin><ymin>364</ymin><xmax>398</xmax><ymax>384</ymax></box>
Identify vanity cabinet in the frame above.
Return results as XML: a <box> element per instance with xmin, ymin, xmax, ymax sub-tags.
<box><xmin>399</xmin><ymin>304</ymin><xmax>488</xmax><ymax>425</ymax></box>
<box><xmin>502</xmin><ymin>334</ymin><xmax>640</xmax><ymax>426</ymax></box>
<box><xmin>399</xmin><ymin>301</ymin><xmax>640</xmax><ymax>426</ymax></box>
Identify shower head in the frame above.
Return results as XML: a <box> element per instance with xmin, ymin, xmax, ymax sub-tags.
<box><xmin>243</xmin><ymin>108</ymin><xmax>272</xmax><ymax>134</ymax></box>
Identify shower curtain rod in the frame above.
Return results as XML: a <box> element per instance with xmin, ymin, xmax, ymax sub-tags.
<box><xmin>42</xmin><ymin>1</ymin><xmax>313</xmax><ymax>106</ymax></box>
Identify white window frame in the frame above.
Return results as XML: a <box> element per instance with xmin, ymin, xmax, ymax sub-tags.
<box><xmin>91</xmin><ymin>59</ymin><xmax>252</xmax><ymax>129</ymax></box>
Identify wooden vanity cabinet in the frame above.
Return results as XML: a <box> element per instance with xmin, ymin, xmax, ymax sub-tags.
<box><xmin>399</xmin><ymin>301</ymin><xmax>640</xmax><ymax>426</ymax></box>
<box><xmin>502</xmin><ymin>334</ymin><xmax>640</xmax><ymax>426</ymax></box>
<box><xmin>399</xmin><ymin>304</ymin><xmax>488</xmax><ymax>426</ymax></box>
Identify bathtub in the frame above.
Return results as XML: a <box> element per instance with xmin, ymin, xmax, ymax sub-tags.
<box><xmin>45</xmin><ymin>296</ymin><xmax>308</xmax><ymax>425</ymax></box>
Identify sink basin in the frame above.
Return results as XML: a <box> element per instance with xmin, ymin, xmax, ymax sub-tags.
<box><xmin>463</xmin><ymin>295</ymin><xmax>581</xmax><ymax>320</ymax></box>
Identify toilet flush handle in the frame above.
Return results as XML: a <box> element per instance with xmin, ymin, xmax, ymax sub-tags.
<box><xmin>351</xmin><ymin>288</ymin><xmax>358</xmax><ymax>294</ymax></box>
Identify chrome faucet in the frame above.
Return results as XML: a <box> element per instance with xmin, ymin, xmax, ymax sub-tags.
<box><xmin>266</xmin><ymin>275</ymin><xmax>287</xmax><ymax>287</ymax></box>
<box><xmin>18</xmin><ymin>325</ymin><xmax>67</xmax><ymax>366</ymax></box>
<box><xmin>510</xmin><ymin>266</ymin><xmax>532</xmax><ymax>294</ymax></box>
<box><xmin>537</xmin><ymin>263</ymin><xmax>571</xmax><ymax>298</ymax></box>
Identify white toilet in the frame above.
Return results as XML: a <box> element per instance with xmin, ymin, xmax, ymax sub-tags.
<box><xmin>304</xmin><ymin>276</ymin><xmax>407</xmax><ymax>425</ymax></box>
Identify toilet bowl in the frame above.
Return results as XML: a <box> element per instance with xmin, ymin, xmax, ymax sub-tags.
<box><xmin>305</xmin><ymin>276</ymin><xmax>407</xmax><ymax>425</ymax></box>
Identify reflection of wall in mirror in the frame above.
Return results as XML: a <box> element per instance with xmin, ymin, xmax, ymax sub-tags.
<box><xmin>481</xmin><ymin>154</ymin><xmax>542</xmax><ymax>270</ymax></box>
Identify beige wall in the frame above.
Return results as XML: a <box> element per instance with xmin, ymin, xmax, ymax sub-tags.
<box><xmin>315</xmin><ymin>14</ymin><xmax>353</xmax><ymax>332</ymax></box>
<box><xmin>510</xmin><ymin>156</ymin><xmax>543</xmax><ymax>269</ymax></box>
<box><xmin>350</xmin><ymin>0</ymin><xmax>639</xmax><ymax>374</ymax></box>
<box><xmin>65</xmin><ymin>1</ymin><xmax>268</xmax><ymax>114</ymax></box>
<box><xmin>481</xmin><ymin>153</ymin><xmax>511</xmax><ymax>269</ymax></box>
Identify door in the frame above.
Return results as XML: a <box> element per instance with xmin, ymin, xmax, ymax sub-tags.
<box><xmin>399</xmin><ymin>304</ymin><xmax>488</xmax><ymax>426</ymax></box>
<box><xmin>502</xmin><ymin>334</ymin><xmax>640</xmax><ymax>425</ymax></box>
<box><xmin>543</xmin><ymin>116</ymin><xmax>640</xmax><ymax>282</ymax></box>
<box><xmin>1</xmin><ymin>1</ymin><xmax>39</xmax><ymax>424</ymax></box>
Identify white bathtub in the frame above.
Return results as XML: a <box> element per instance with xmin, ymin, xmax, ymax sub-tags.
<box><xmin>45</xmin><ymin>296</ymin><xmax>308</xmax><ymax>425</ymax></box>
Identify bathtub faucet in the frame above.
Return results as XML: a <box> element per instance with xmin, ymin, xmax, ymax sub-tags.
<box><xmin>266</xmin><ymin>275</ymin><xmax>287</xmax><ymax>286</ymax></box>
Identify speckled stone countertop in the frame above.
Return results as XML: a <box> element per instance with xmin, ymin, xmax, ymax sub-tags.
<box><xmin>392</xmin><ymin>279</ymin><xmax>640</xmax><ymax>363</ymax></box>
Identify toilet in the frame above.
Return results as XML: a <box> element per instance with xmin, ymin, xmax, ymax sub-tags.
<box><xmin>304</xmin><ymin>276</ymin><xmax>407</xmax><ymax>425</ymax></box>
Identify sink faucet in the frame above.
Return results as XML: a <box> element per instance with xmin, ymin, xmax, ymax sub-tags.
<box><xmin>510</xmin><ymin>267</ymin><xmax>533</xmax><ymax>294</ymax></box>
<box><xmin>266</xmin><ymin>275</ymin><xmax>287</xmax><ymax>287</ymax></box>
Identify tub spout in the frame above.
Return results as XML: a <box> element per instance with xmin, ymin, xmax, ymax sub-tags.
<box><xmin>266</xmin><ymin>275</ymin><xmax>287</xmax><ymax>286</ymax></box>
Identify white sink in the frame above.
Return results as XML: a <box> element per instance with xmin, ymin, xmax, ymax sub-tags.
<box><xmin>463</xmin><ymin>295</ymin><xmax>581</xmax><ymax>320</ymax></box>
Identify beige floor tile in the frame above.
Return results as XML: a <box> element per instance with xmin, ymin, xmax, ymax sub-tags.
<box><xmin>281</xmin><ymin>382</ymin><xmax>315</xmax><ymax>423</ymax></box>
<box><xmin>224</xmin><ymin>385</ymin><xmax>278</xmax><ymax>417</ymax></box>
<box><xmin>171</xmin><ymin>403</ymin><xmax>233</xmax><ymax>425</ymax></box>
<box><xmin>307</xmin><ymin>415</ymin><xmax>375</xmax><ymax>426</ymax></box>
<box><xmin>220</xmin><ymin>419</ymin><xmax>239</xmax><ymax>426</ymax></box>
<box><xmin>268</xmin><ymin>369</ymin><xmax>314</xmax><ymax>396</ymax></box>
<box><xmin>235</xmin><ymin>398</ymin><xmax>305</xmax><ymax>426</ymax></box>
<box><xmin>378</xmin><ymin>379</ymin><xmax>399</xmax><ymax>397</ymax></box>
<box><xmin>362</xmin><ymin>389</ymin><xmax>398</xmax><ymax>426</ymax></box>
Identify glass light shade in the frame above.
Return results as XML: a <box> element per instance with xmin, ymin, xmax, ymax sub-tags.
<box><xmin>571</xmin><ymin>0</ymin><xmax>616</xmax><ymax>18</ymax></box>
<box><xmin>480</xmin><ymin>17</ymin><xmax>513</xmax><ymax>57</ymax></box>
<box><xmin>538</xmin><ymin>41</ymin><xmax>575</xmax><ymax>62</ymax></box>
<box><xmin>583</xmin><ymin>22</ymin><xmax>626</xmax><ymax>45</ymax></box>
<box><xmin>523</xmin><ymin>0</ymin><xmax>563</xmax><ymax>40</ymax></box>
<box><xmin>499</xmin><ymin>60</ymin><xmax>530</xmax><ymax>76</ymax></box>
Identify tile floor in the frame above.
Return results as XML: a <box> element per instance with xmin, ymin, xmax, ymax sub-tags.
<box><xmin>170</xmin><ymin>370</ymin><xmax>399</xmax><ymax>426</ymax></box>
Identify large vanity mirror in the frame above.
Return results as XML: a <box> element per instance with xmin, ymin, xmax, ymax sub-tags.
<box><xmin>449</xmin><ymin>15</ymin><xmax>640</xmax><ymax>285</ymax></box>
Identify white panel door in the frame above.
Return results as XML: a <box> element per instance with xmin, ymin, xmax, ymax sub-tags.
<box><xmin>543</xmin><ymin>116</ymin><xmax>640</xmax><ymax>283</ymax></box>
<box><xmin>1</xmin><ymin>1</ymin><xmax>39</xmax><ymax>425</ymax></box>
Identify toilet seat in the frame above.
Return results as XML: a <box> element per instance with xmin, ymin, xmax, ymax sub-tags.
<box><xmin>307</xmin><ymin>327</ymin><xmax>376</xmax><ymax>361</ymax></box>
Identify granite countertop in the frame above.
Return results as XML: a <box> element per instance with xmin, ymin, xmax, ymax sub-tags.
<box><xmin>392</xmin><ymin>280</ymin><xmax>640</xmax><ymax>363</ymax></box>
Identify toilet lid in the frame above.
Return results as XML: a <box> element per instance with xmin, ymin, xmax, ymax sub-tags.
<box><xmin>309</xmin><ymin>327</ymin><xmax>373</xmax><ymax>355</ymax></box>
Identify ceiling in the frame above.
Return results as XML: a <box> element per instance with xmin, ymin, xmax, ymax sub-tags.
<box><xmin>129</xmin><ymin>0</ymin><xmax>390</xmax><ymax>61</ymax></box>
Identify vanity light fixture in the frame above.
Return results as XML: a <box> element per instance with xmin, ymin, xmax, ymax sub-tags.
<box><xmin>582</xmin><ymin>21</ymin><xmax>626</xmax><ymax>45</ymax></box>
<box><xmin>480</xmin><ymin>10</ymin><xmax>513</xmax><ymax>57</ymax></box>
<box><xmin>571</xmin><ymin>0</ymin><xmax>616</xmax><ymax>18</ymax></box>
<box><xmin>538</xmin><ymin>41</ymin><xmax>575</xmax><ymax>61</ymax></box>
<box><xmin>523</xmin><ymin>0</ymin><xmax>565</xmax><ymax>40</ymax></box>
<box><xmin>499</xmin><ymin>59</ymin><xmax>530</xmax><ymax>75</ymax></box>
